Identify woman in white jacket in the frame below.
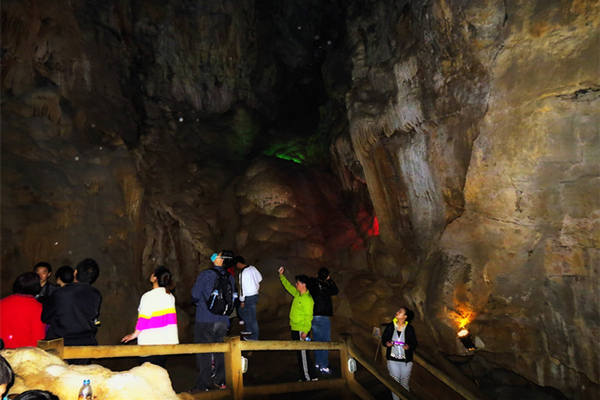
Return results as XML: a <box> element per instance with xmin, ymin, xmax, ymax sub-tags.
<box><xmin>122</xmin><ymin>266</ymin><xmax>179</xmax><ymax>366</ymax></box>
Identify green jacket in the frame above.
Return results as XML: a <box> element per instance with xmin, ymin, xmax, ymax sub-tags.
<box><xmin>280</xmin><ymin>274</ymin><xmax>314</xmax><ymax>333</ymax></box>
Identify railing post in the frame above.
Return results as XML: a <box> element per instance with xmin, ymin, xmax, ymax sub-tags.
<box><xmin>225</xmin><ymin>336</ymin><xmax>243</xmax><ymax>400</ymax></box>
<box><xmin>341</xmin><ymin>335</ymin><xmax>377</xmax><ymax>400</ymax></box>
<box><xmin>38</xmin><ymin>338</ymin><xmax>64</xmax><ymax>359</ymax></box>
<box><xmin>340</xmin><ymin>335</ymin><xmax>357</xmax><ymax>387</ymax></box>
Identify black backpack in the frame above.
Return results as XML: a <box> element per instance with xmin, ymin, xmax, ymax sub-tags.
<box><xmin>206</xmin><ymin>268</ymin><xmax>235</xmax><ymax>316</ymax></box>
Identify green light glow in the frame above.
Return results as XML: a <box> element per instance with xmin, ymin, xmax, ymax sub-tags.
<box><xmin>274</xmin><ymin>153</ymin><xmax>303</xmax><ymax>164</ymax></box>
<box><xmin>264</xmin><ymin>141</ymin><xmax>307</xmax><ymax>164</ymax></box>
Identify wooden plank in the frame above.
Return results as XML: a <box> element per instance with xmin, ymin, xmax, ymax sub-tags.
<box><xmin>414</xmin><ymin>354</ymin><xmax>480</xmax><ymax>400</ymax></box>
<box><xmin>224</xmin><ymin>337</ymin><xmax>243</xmax><ymax>400</ymax></box>
<box><xmin>347</xmin><ymin>342</ymin><xmax>418</xmax><ymax>400</ymax></box>
<box><xmin>61</xmin><ymin>342</ymin><xmax>229</xmax><ymax>359</ymax></box>
<box><xmin>181</xmin><ymin>389</ymin><xmax>231</xmax><ymax>400</ymax></box>
<box><xmin>240</xmin><ymin>340</ymin><xmax>342</xmax><ymax>351</ymax></box>
<box><xmin>37</xmin><ymin>338</ymin><xmax>64</xmax><ymax>359</ymax></box>
<box><xmin>243</xmin><ymin>379</ymin><xmax>344</xmax><ymax>396</ymax></box>
<box><xmin>340</xmin><ymin>336</ymin><xmax>357</xmax><ymax>387</ymax></box>
<box><xmin>347</xmin><ymin>380</ymin><xmax>376</xmax><ymax>400</ymax></box>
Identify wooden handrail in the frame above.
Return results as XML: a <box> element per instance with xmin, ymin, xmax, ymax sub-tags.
<box><xmin>62</xmin><ymin>343</ymin><xmax>228</xmax><ymax>359</ymax></box>
<box><xmin>413</xmin><ymin>354</ymin><xmax>480</xmax><ymax>400</ymax></box>
<box><xmin>344</xmin><ymin>337</ymin><xmax>418</xmax><ymax>400</ymax></box>
<box><xmin>240</xmin><ymin>340</ymin><xmax>342</xmax><ymax>351</ymax></box>
<box><xmin>243</xmin><ymin>379</ymin><xmax>345</xmax><ymax>396</ymax></box>
<box><xmin>38</xmin><ymin>336</ymin><xmax>480</xmax><ymax>400</ymax></box>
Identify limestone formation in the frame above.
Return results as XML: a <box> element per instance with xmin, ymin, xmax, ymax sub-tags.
<box><xmin>1</xmin><ymin>348</ymin><xmax>179</xmax><ymax>400</ymax></box>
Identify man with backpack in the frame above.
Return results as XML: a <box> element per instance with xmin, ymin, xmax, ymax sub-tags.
<box><xmin>191</xmin><ymin>250</ymin><xmax>237</xmax><ymax>392</ymax></box>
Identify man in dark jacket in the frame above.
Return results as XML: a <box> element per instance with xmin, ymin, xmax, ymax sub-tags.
<box><xmin>191</xmin><ymin>250</ymin><xmax>237</xmax><ymax>392</ymax></box>
<box><xmin>42</xmin><ymin>259</ymin><xmax>101</xmax><ymax>351</ymax></box>
<box><xmin>34</xmin><ymin>262</ymin><xmax>57</xmax><ymax>303</ymax></box>
<box><xmin>307</xmin><ymin>267</ymin><xmax>338</xmax><ymax>374</ymax></box>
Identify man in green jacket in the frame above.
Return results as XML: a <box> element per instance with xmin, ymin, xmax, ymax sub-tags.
<box><xmin>278</xmin><ymin>266</ymin><xmax>318</xmax><ymax>381</ymax></box>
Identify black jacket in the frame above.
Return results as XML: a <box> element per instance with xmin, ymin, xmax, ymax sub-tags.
<box><xmin>381</xmin><ymin>322</ymin><xmax>417</xmax><ymax>362</ymax></box>
<box><xmin>42</xmin><ymin>283</ymin><xmax>102</xmax><ymax>345</ymax></box>
<box><xmin>36</xmin><ymin>282</ymin><xmax>57</xmax><ymax>303</ymax></box>
<box><xmin>307</xmin><ymin>277</ymin><xmax>338</xmax><ymax>316</ymax></box>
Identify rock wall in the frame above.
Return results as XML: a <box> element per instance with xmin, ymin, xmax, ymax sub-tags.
<box><xmin>341</xmin><ymin>0</ymin><xmax>599</xmax><ymax>398</ymax></box>
<box><xmin>1</xmin><ymin>0</ymin><xmax>367</xmax><ymax>344</ymax></box>
<box><xmin>1</xmin><ymin>0</ymin><xmax>598</xmax><ymax>398</ymax></box>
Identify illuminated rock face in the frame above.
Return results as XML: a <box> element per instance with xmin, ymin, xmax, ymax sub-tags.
<box><xmin>1</xmin><ymin>348</ymin><xmax>180</xmax><ymax>400</ymax></box>
<box><xmin>1</xmin><ymin>0</ymin><xmax>598</xmax><ymax>398</ymax></box>
<box><xmin>342</xmin><ymin>0</ymin><xmax>599</xmax><ymax>398</ymax></box>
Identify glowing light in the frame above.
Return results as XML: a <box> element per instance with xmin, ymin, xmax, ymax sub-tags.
<box><xmin>457</xmin><ymin>328</ymin><xmax>469</xmax><ymax>338</ymax></box>
<box><xmin>275</xmin><ymin>153</ymin><xmax>303</xmax><ymax>164</ymax></box>
<box><xmin>449</xmin><ymin>308</ymin><xmax>475</xmax><ymax>330</ymax></box>
<box><xmin>367</xmin><ymin>216</ymin><xmax>380</xmax><ymax>236</ymax></box>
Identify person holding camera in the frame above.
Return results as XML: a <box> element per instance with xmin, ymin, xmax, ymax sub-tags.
<box><xmin>307</xmin><ymin>267</ymin><xmax>338</xmax><ymax>375</ymax></box>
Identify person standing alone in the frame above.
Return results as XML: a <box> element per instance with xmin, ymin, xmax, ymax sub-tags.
<box><xmin>233</xmin><ymin>256</ymin><xmax>262</xmax><ymax>340</ymax></box>
<box><xmin>308</xmin><ymin>267</ymin><xmax>338</xmax><ymax>374</ymax></box>
<box><xmin>382</xmin><ymin>307</ymin><xmax>418</xmax><ymax>397</ymax></box>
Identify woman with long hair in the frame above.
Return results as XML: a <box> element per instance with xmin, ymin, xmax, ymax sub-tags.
<box><xmin>121</xmin><ymin>266</ymin><xmax>178</xmax><ymax>366</ymax></box>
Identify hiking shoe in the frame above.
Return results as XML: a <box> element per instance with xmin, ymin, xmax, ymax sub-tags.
<box><xmin>240</xmin><ymin>331</ymin><xmax>252</xmax><ymax>335</ymax></box>
<box><xmin>311</xmin><ymin>377</ymin><xmax>319</xmax><ymax>381</ymax></box>
<box><xmin>319</xmin><ymin>367</ymin><xmax>331</xmax><ymax>374</ymax></box>
<box><xmin>215</xmin><ymin>383</ymin><xmax>226</xmax><ymax>390</ymax></box>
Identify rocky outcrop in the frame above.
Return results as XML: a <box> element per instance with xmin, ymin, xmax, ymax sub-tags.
<box><xmin>341</xmin><ymin>0</ymin><xmax>599</xmax><ymax>398</ymax></box>
<box><xmin>2</xmin><ymin>348</ymin><xmax>180</xmax><ymax>399</ymax></box>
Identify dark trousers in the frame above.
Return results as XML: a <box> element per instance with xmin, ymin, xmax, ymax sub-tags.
<box><xmin>65</xmin><ymin>335</ymin><xmax>97</xmax><ymax>365</ymax></box>
<box><xmin>194</xmin><ymin>321</ymin><xmax>228</xmax><ymax>390</ymax></box>
<box><xmin>291</xmin><ymin>330</ymin><xmax>317</xmax><ymax>381</ymax></box>
<box><xmin>238</xmin><ymin>294</ymin><xmax>259</xmax><ymax>340</ymax></box>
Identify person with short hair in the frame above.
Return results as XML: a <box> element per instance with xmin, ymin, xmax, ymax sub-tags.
<box><xmin>233</xmin><ymin>255</ymin><xmax>262</xmax><ymax>340</ymax></box>
<box><xmin>42</xmin><ymin>258</ymin><xmax>102</xmax><ymax>349</ymax></box>
<box><xmin>55</xmin><ymin>265</ymin><xmax>74</xmax><ymax>287</ymax></box>
<box><xmin>0</xmin><ymin>272</ymin><xmax>46</xmax><ymax>348</ymax></box>
<box><xmin>307</xmin><ymin>267</ymin><xmax>338</xmax><ymax>374</ymax></box>
<box><xmin>0</xmin><ymin>354</ymin><xmax>15</xmax><ymax>398</ymax></box>
<box><xmin>14</xmin><ymin>390</ymin><xmax>59</xmax><ymax>400</ymax></box>
<box><xmin>33</xmin><ymin>262</ymin><xmax>56</xmax><ymax>303</ymax></box>
<box><xmin>191</xmin><ymin>250</ymin><xmax>237</xmax><ymax>392</ymax></box>
<box><xmin>121</xmin><ymin>266</ymin><xmax>179</xmax><ymax>367</ymax></box>
<box><xmin>278</xmin><ymin>266</ymin><xmax>318</xmax><ymax>382</ymax></box>
<box><xmin>382</xmin><ymin>307</ymin><xmax>418</xmax><ymax>397</ymax></box>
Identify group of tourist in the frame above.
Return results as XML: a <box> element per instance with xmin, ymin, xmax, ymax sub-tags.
<box><xmin>0</xmin><ymin>252</ymin><xmax>416</xmax><ymax>398</ymax></box>
<box><xmin>0</xmin><ymin>260</ymin><xmax>101</xmax><ymax>354</ymax></box>
<box><xmin>188</xmin><ymin>250</ymin><xmax>338</xmax><ymax>391</ymax></box>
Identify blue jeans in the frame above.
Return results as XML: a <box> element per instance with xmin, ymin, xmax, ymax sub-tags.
<box><xmin>312</xmin><ymin>315</ymin><xmax>331</xmax><ymax>368</ymax></box>
<box><xmin>239</xmin><ymin>294</ymin><xmax>259</xmax><ymax>340</ymax></box>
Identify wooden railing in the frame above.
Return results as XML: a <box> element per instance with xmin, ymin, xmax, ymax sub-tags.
<box><xmin>38</xmin><ymin>337</ymin><xmax>479</xmax><ymax>400</ymax></box>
